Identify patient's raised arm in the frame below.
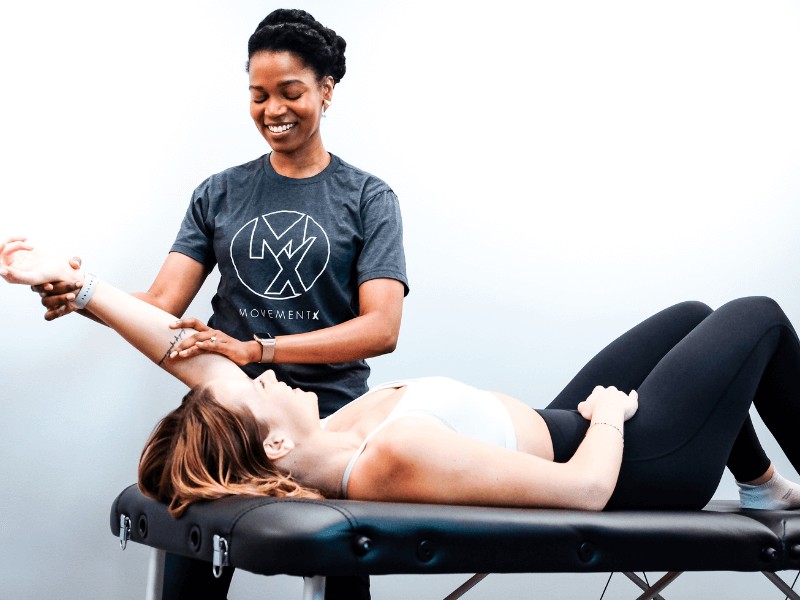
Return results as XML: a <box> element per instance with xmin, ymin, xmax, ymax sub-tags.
<box><xmin>0</xmin><ymin>238</ymin><xmax>78</xmax><ymax>285</ymax></box>
<box><xmin>1</xmin><ymin>238</ymin><xmax>244</xmax><ymax>389</ymax></box>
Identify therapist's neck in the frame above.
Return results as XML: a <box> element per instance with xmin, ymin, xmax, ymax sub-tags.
<box><xmin>270</xmin><ymin>145</ymin><xmax>330</xmax><ymax>179</ymax></box>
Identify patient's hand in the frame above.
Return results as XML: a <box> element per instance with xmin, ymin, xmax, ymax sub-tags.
<box><xmin>577</xmin><ymin>385</ymin><xmax>638</xmax><ymax>421</ymax></box>
<box><xmin>0</xmin><ymin>237</ymin><xmax>81</xmax><ymax>287</ymax></box>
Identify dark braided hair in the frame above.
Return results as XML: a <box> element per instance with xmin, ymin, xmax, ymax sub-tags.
<box><xmin>246</xmin><ymin>9</ymin><xmax>346</xmax><ymax>83</ymax></box>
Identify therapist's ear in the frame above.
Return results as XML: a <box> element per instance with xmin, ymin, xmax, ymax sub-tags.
<box><xmin>263</xmin><ymin>431</ymin><xmax>295</xmax><ymax>461</ymax></box>
<box><xmin>322</xmin><ymin>75</ymin><xmax>334</xmax><ymax>101</ymax></box>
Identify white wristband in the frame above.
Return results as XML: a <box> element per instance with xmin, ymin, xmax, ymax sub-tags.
<box><xmin>72</xmin><ymin>272</ymin><xmax>98</xmax><ymax>309</ymax></box>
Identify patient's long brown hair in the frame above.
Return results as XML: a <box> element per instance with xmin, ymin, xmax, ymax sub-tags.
<box><xmin>138</xmin><ymin>385</ymin><xmax>321</xmax><ymax>518</ymax></box>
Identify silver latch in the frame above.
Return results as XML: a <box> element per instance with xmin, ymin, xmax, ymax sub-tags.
<box><xmin>119</xmin><ymin>515</ymin><xmax>131</xmax><ymax>550</ymax></box>
<box><xmin>212</xmin><ymin>534</ymin><xmax>229</xmax><ymax>578</ymax></box>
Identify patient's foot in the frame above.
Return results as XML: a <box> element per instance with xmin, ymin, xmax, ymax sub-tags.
<box><xmin>738</xmin><ymin>470</ymin><xmax>800</xmax><ymax>510</ymax></box>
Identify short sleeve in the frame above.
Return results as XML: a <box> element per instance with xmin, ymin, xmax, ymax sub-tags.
<box><xmin>170</xmin><ymin>178</ymin><xmax>218</xmax><ymax>269</ymax></box>
<box><xmin>357</xmin><ymin>189</ymin><xmax>409</xmax><ymax>295</ymax></box>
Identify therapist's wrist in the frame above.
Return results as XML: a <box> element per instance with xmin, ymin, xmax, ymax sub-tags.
<box><xmin>253</xmin><ymin>334</ymin><xmax>276</xmax><ymax>363</ymax></box>
<box><xmin>248</xmin><ymin>340</ymin><xmax>263</xmax><ymax>364</ymax></box>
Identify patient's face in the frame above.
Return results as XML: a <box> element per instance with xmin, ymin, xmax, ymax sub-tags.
<box><xmin>207</xmin><ymin>371</ymin><xmax>319</xmax><ymax>431</ymax></box>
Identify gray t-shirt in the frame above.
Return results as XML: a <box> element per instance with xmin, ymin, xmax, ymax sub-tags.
<box><xmin>171</xmin><ymin>153</ymin><xmax>408</xmax><ymax>416</ymax></box>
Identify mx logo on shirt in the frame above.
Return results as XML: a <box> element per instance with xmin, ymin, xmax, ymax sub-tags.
<box><xmin>231</xmin><ymin>211</ymin><xmax>330</xmax><ymax>300</ymax></box>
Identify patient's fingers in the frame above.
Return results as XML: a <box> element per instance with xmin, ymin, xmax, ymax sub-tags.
<box><xmin>577</xmin><ymin>399</ymin><xmax>592</xmax><ymax>420</ymax></box>
<box><xmin>623</xmin><ymin>389</ymin><xmax>639</xmax><ymax>421</ymax></box>
<box><xmin>0</xmin><ymin>239</ymin><xmax>34</xmax><ymax>264</ymax></box>
<box><xmin>0</xmin><ymin>266</ymin><xmax>26</xmax><ymax>284</ymax></box>
<box><xmin>0</xmin><ymin>236</ymin><xmax>29</xmax><ymax>254</ymax></box>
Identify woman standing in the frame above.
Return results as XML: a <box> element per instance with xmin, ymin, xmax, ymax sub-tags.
<box><xmin>37</xmin><ymin>9</ymin><xmax>406</xmax><ymax>600</ymax></box>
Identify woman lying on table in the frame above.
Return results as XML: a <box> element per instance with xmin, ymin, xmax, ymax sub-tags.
<box><xmin>3</xmin><ymin>238</ymin><xmax>800</xmax><ymax>517</ymax></box>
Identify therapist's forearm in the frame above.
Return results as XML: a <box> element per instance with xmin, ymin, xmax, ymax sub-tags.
<box><xmin>271</xmin><ymin>312</ymin><xmax>400</xmax><ymax>363</ymax></box>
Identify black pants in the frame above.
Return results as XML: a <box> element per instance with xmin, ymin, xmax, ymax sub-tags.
<box><xmin>541</xmin><ymin>297</ymin><xmax>800</xmax><ymax>509</ymax></box>
<box><xmin>162</xmin><ymin>553</ymin><xmax>370</xmax><ymax>599</ymax></box>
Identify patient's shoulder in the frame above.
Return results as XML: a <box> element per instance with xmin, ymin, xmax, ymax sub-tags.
<box><xmin>344</xmin><ymin>418</ymin><xmax>452</xmax><ymax>501</ymax></box>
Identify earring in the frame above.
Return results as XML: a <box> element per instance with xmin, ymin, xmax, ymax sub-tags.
<box><xmin>322</xmin><ymin>99</ymin><xmax>331</xmax><ymax>118</ymax></box>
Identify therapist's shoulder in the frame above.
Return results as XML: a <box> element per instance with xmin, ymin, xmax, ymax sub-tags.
<box><xmin>330</xmin><ymin>154</ymin><xmax>395</xmax><ymax>200</ymax></box>
<box><xmin>193</xmin><ymin>155</ymin><xmax>269</xmax><ymax>194</ymax></box>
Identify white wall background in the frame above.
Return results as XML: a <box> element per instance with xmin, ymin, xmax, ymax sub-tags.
<box><xmin>2</xmin><ymin>1</ymin><xmax>800</xmax><ymax>598</ymax></box>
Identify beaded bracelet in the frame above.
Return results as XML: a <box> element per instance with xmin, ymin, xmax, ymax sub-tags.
<box><xmin>72</xmin><ymin>272</ymin><xmax>98</xmax><ymax>310</ymax></box>
<box><xmin>588</xmin><ymin>422</ymin><xmax>624</xmax><ymax>445</ymax></box>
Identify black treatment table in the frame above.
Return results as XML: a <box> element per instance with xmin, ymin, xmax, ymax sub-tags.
<box><xmin>112</xmin><ymin>484</ymin><xmax>800</xmax><ymax>599</ymax></box>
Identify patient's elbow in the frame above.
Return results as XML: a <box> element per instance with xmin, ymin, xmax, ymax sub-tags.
<box><xmin>574</xmin><ymin>478</ymin><xmax>615</xmax><ymax>512</ymax></box>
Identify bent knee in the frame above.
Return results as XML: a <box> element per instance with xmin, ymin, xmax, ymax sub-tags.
<box><xmin>725</xmin><ymin>296</ymin><xmax>787</xmax><ymax>325</ymax></box>
<box><xmin>677</xmin><ymin>300</ymin><xmax>713</xmax><ymax>320</ymax></box>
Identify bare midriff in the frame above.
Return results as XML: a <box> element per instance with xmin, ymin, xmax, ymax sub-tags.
<box><xmin>492</xmin><ymin>393</ymin><xmax>555</xmax><ymax>461</ymax></box>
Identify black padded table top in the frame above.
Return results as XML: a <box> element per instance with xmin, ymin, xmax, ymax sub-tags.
<box><xmin>111</xmin><ymin>484</ymin><xmax>800</xmax><ymax>578</ymax></box>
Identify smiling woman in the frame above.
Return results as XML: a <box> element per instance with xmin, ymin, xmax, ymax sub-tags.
<box><xmin>248</xmin><ymin>52</ymin><xmax>332</xmax><ymax>170</ymax></box>
<box><xmin>27</xmin><ymin>8</ymin><xmax>407</xmax><ymax>600</ymax></box>
<box><xmin>3</xmin><ymin>3</ymin><xmax>800</xmax><ymax>600</ymax></box>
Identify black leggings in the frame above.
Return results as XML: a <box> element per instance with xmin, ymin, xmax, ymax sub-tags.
<box><xmin>163</xmin><ymin>297</ymin><xmax>799</xmax><ymax>595</ymax></box>
<box><xmin>537</xmin><ymin>296</ymin><xmax>800</xmax><ymax>509</ymax></box>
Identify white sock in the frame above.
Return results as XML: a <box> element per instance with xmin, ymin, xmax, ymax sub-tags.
<box><xmin>737</xmin><ymin>471</ymin><xmax>800</xmax><ymax>510</ymax></box>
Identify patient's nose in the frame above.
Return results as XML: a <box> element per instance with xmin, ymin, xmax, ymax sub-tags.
<box><xmin>257</xmin><ymin>369</ymin><xmax>278</xmax><ymax>384</ymax></box>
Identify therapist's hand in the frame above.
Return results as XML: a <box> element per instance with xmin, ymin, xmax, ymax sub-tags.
<box><xmin>168</xmin><ymin>317</ymin><xmax>261</xmax><ymax>366</ymax></box>
<box><xmin>32</xmin><ymin>256</ymin><xmax>84</xmax><ymax>320</ymax></box>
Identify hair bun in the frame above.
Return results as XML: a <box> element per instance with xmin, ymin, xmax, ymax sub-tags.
<box><xmin>258</xmin><ymin>8</ymin><xmax>316</xmax><ymax>29</ymax></box>
<box><xmin>248</xmin><ymin>9</ymin><xmax>347</xmax><ymax>83</ymax></box>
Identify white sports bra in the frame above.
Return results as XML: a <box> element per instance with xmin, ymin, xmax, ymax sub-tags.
<box><xmin>327</xmin><ymin>377</ymin><xmax>518</xmax><ymax>497</ymax></box>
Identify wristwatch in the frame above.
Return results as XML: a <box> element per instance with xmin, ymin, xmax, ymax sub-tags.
<box><xmin>253</xmin><ymin>334</ymin><xmax>277</xmax><ymax>363</ymax></box>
